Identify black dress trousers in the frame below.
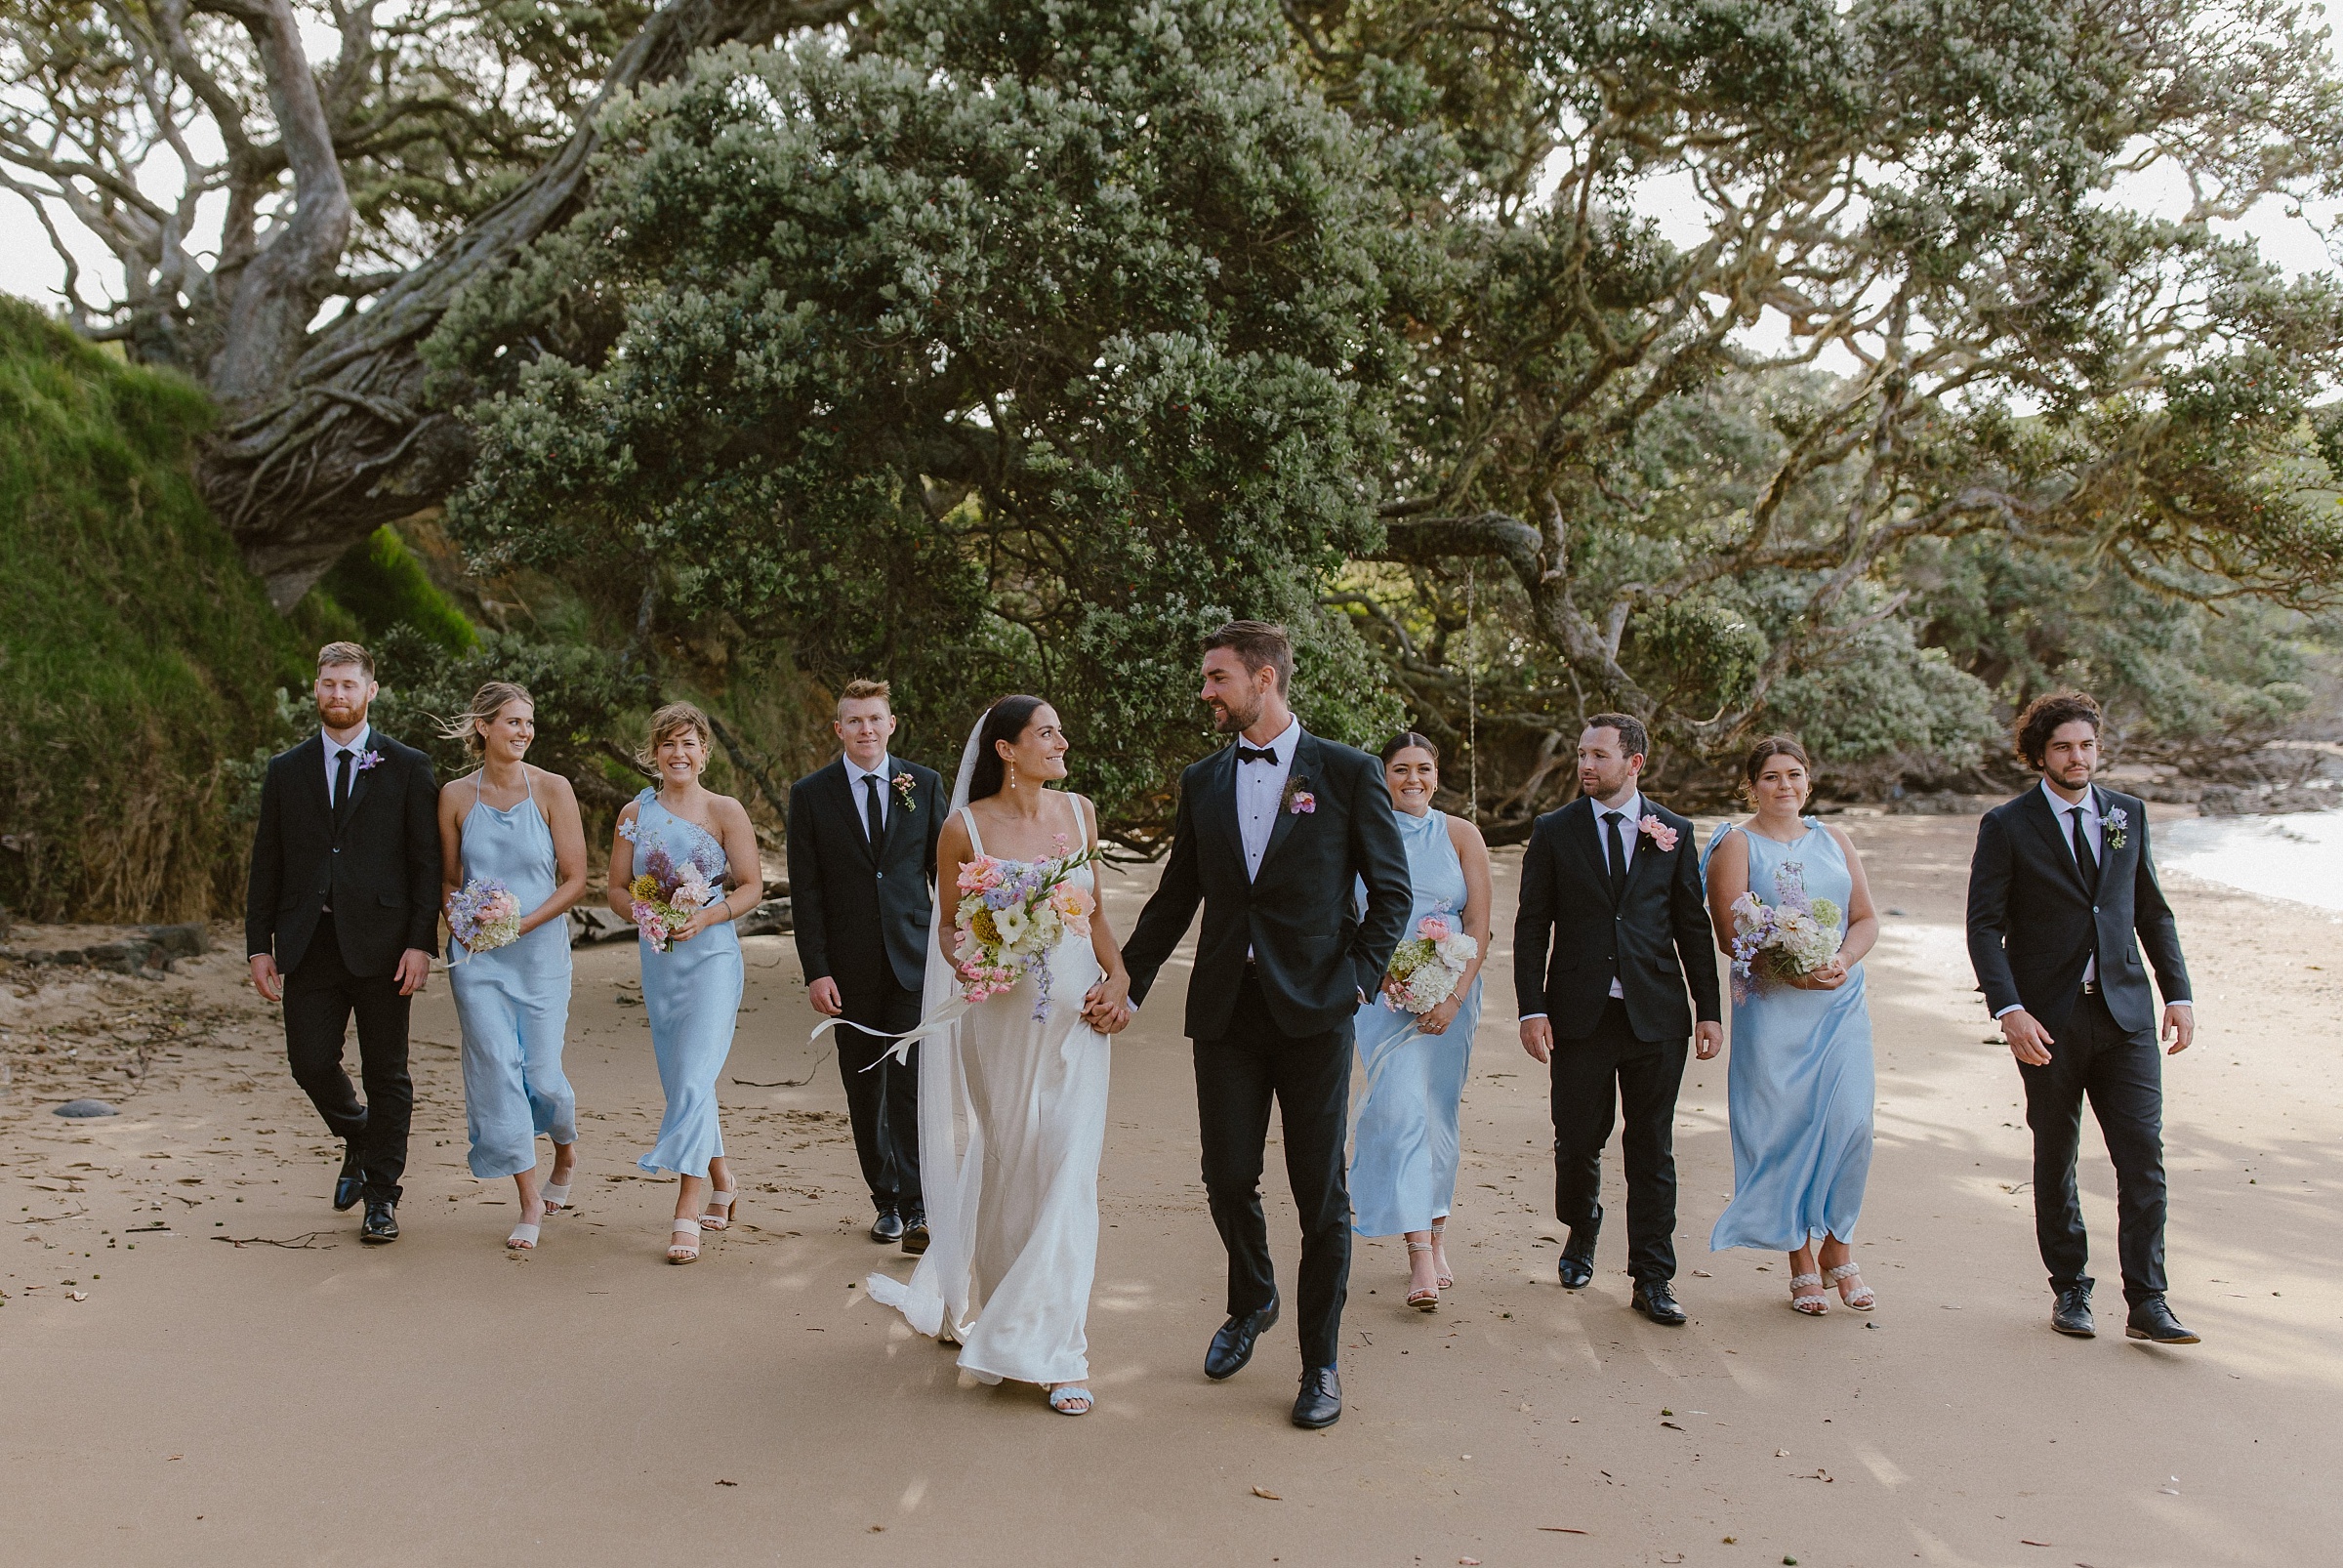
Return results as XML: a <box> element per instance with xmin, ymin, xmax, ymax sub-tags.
<box><xmin>1548</xmin><ymin>997</ymin><xmax>1688</xmax><ymax>1284</ymax></box>
<box><xmin>2019</xmin><ymin>986</ymin><xmax>2168</xmax><ymax>1304</ymax></box>
<box><xmin>836</xmin><ymin>977</ymin><xmax>925</xmax><ymax>1218</ymax></box>
<box><xmin>281</xmin><ymin>914</ymin><xmax>414</xmax><ymax>1203</ymax></box>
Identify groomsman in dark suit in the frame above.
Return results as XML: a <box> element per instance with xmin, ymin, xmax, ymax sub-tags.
<box><xmin>245</xmin><ymin>642</ymin><xmax>441</xmax><ymax>1244</ymax></box>
<box><xmin>1514</xmin><ymin>715</ymin><xmax>1722</xmax><ymax>1325</ymax></box>
<box><xmin>1967</xmin><ymin>690</ymin><xmax>2198</xmax><ymax>1343</ymax></box>
<box><xmin>789</xmin><ymin>680</ymin><xmax>945</xmax><ymax>1252</ymax></box>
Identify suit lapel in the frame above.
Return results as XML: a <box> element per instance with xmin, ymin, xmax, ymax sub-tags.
<box><xmin>1568</xmin><ymin>799</ymin><xmax>1615</xmax><ymax>905</ymax></box>
<box><xmin>2021</xmin><ymin>786</ymin><xmax>2088</xmax><ymax>895</ymax></box>
<box><xmin>334</xmin><ymin>734</ymin><xmax>376</xmax><ymax>841</ymax></box>
<box><xmin>295</xmin><ymin>734</ymin><xmax>330</xmax><ymax>832</ymax></box>
<box><xmin>1202</xmin><ymin>744</ymin><xmax>1246</xmax><ymax>877</ymax></box>
<box><xmin>876</xmin><ymin>763</ymin><xmax>910</xmax><ymax>866</ymax></box>
<box><xmin>1255</xmin><ymin>732</ymin><xmax>1317</xmax><ymax>877</ymax></box>
<box><xmin>1623</xmin><ymin>806</ymin><xmax>1666</xmax><ymax>897</ymax></box>
<box><xmin>832</xmin><ymin>761</ymin><xmax>878</xmax><ymax>867</ymax></box>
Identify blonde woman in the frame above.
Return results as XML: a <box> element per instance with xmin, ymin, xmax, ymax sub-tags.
<box><xmin>606</xmin><ymin>702</ymin><xmax>762</xmax><ymax>1262</ymax></box>
<box><xmin>436</xmin><ymin>681</ymin><xmax>590</xmax><ymax>1250</ymax></box>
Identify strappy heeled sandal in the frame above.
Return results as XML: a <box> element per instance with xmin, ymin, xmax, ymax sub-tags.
<box><xmin>541</xmin><ymin>1144</ymin><xmax>579</xmax><ymax>1212</ymax></box>
<box><xmin>1429</xmin><ymin>1219</ymin><xmax>1455</xmax><ymax>1290</ymax></box>
<box><xmin>506</xmin><ymin>1220</ymin><xmax>541</xmax><ymax>1251</ymax></box>
<box><xmin>1788</xmin><ymin>1271</ymin><xmax>1829</xmax><ymax>1315</ymax></box>
<box><xmin>667</xmin><ymin>1216</ymin><xmax>701</xmax><ymax>1264</ymax></box>
<box><xmin>1826</xmin><ymin>1260</ymin><xmax>1874</xmax><ymax>1311</ymax></box>
<box><xmin>1406</xmin><ymin>1241</ymin><xmax>1440</xmax><ymax>1310</ymax></box>
<box><xmin>1048</xmin><ymin>1384</ymin><xmax>1093</xmax><ymax>1416</ymax></box>
<box><xmin>700</xmin><ymin>1189</ymin><xmax>739</xmax><ymax>1231</ymax></box>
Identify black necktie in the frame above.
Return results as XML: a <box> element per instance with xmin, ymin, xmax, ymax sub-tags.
<box><xmin>332</xmin><ymin>747</ymin><xmax>353</xmax><ymax>824</ymax></box>
<box><xmin>2070</xmin><ymin>805</ymin><xmax>2099</xmax><ymax>893</ymax></box>
<box><xmin>863</xmin><ymin>773</ymin><xmax>884</xmax><ymax>845</ymax></box>
<box><xmin>1602</xmin><ymin>810</ymin><xmax>1628</xmax><ymax>901</ymax></box>
<box><xmin>1236</xmin><ymin>744</ymin><xmax>1279</xmax><ymax>765</ymax></box>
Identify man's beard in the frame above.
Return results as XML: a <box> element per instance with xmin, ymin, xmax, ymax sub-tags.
<box><xmin>1212</xmin><ymin>696</ymin><xmax>1262</xmax><ymax>734</ymax></box>
<box><xmin>319</xmin><ymin>701</ymin><xmax>366</xmax><ymax>729</ymax></box>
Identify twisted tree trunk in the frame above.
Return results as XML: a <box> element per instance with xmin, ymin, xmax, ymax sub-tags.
<box><xmin>198</xmin><ymin>0</ymin><xmax>851</xmax><ymax>607</ymax></box>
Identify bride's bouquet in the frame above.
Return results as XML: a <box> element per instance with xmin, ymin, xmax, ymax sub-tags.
<box><xmin>447</xmin><ymin>878</ymin><xmax>521</xmax><ymax>961</ymax></box>
<box><xmin>1727</xmin><ymin>861</ymin><xmax>1843</xmax><ymax>1001</ymax></box>
<box><xmin>953</xmin><ymin>842</ymin><xmax>1099</xmax><ymax>1019</ymax></box>
<box><xmin>630</xmin><ymin>846</ymin><xmax>718</xmax><ymax>954</ymax></box>
<box><xmin>1384</xmin><ymin>904</ymin><xmax>1479</xmax><ymax>1015</ymax></box>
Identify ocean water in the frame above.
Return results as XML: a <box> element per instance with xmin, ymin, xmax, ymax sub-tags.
<box><xmin>2155</xmin><ymin>810</ymin><xmax>2343</xmax><ymax>912</ymax></box>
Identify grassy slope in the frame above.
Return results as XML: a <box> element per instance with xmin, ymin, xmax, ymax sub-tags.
<box><xmin>0</xmin><ymin>296</ymin><xmax>302</xmax><ymax>922</ymax></box>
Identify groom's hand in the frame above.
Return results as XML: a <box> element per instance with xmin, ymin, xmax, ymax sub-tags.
<box><xmin>1519</xmin><ymin>1015</ymin><xmax>1553</xmax><ymax>1064</ymax></box>
<box><xmin>248</xmin><ymin>953</ymin><xmax>283</xmax><ymax>1004</ymax></box>
<box><xmin>1694</xmin><ymin>1021</ymin><xmax>1723</xmax><ymax>1060</ymax></box>
<box><xmin>394</xmin><ymin>948</ymin><xmax>432</xmax><ymax>996</ymax></box>
<box><xmin>2162</xmin><ymin>1004</ymin><xmax>2195</xmax><ymax>1054</ymax></box>
<box><xmin>807</xmin><ymin>977</ymin><xmax>843</xmax><ymax>1016</ymax></box>
<box><xmin>2000</xmin><ymin>1009</ymin><xmax>2055</xmax><ymax>1066</ymax></box>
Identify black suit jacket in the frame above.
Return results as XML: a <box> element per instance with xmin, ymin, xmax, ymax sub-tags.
<box><xmin>788</xmin><ymin>757</ymin><xmax>946</xmax><ymax>997</ymax></box>
<box><xmin>1966</xmin><ymin>784</ymin><xmax>2190</xmax><ymax>1038</ymax></box>
<box><xmin>1513</xmin><ymin>796</ymin><xmax>1721</xmax><ymax>1043</ymax></box>
<box><xmin>245</xmin><ymin>731</ymin><xmax>441</xmax><ymax>976</ymax></box>
<box><xmin>1122</xmin><ymin>730</ymin><xmax>1413</xmax><ymax>1041</ymax></box>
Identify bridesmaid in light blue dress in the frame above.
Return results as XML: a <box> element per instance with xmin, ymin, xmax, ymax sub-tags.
<box><xmin>606</xmin><ymin>702</ymin><xmax>763</xmax><ymax>1263</ymax></box>
<box><xmin>436</xmin><ymin>682</ymin><xmax>591</xmax><ymax>1251</ymax></box>
<box><xmin>1700</xmin><ymin>736</ymin><xmax>1880</xmax><ymax>1315</ymax></box>
<box><xmin>1350</xmin><ymin>732</ymin><xmax>1491</xmax><ymax>1312</ymax></box>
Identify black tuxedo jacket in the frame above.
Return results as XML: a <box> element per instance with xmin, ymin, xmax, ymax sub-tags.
<box><xmin>1966</xmin><ymin>783</ymin><xmax>2190</xmax><ymax>1038</ymax></box>
<box><xmin>1122</xmin><ymin>730</ymin><xmax>1412</xmax><ymax>1041</ymax></box>
<box><xmin>788</xmin><ymin>757</ymin><xmax>946</xmax><ymax>997</ymax></box>
<box><xmin>1514</xmin><ymin>796</ymin><xmax>1721</xmax><ymax>1043</ymax></box>
<box><xmin>245</xmin><ymin>731</ymin><xmax>441</xmax><ymax>976</ymax></box>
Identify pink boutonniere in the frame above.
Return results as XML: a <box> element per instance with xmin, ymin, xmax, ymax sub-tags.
<box><xmin>1287</xmin><ymin>779</ymin><xmax>1317</xmax><ymax>815</ymax></box>
<box><xmin>1638</xmin><ymin>815</ymin><xmax>1678</xmax><ymax>852</ymax></box>
<box><xmin>892</xmin><ymin>770</ymin><xmax>918</xmax><ymax>810</ymax></box>
<box><xmin>354</xmin><ymin>748</ymin><xmax>383</xmax><ymax>772</ymax></box>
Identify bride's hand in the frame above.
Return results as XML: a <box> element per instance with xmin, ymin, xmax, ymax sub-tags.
<box><xmin>1094</xmin><ymin>1001</ymin><xmax>1134</xmax><ymax>1035</ymax></box>
<box><xmin>1379</xmin><ymin>973</ymin><xmax>1409</xmax><ymax>1008</ymax></box>
<box><xmin>1082</xmin><ymin>971</ymin><xmax>1130</xmax><ymax>1028</ymax></box>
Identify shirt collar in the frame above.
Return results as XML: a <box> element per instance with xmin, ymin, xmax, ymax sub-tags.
<box><xmin>1245</xmin><ymin>716</ymin><xmax>1301</xmax><ymax>764</ymax></box>
<box><xmin>325</xmin><ymin>722</ymin><xmax>371</xmax><ymax>758</ymax></box>
<box><xmin>845</xmin><ymin>753</ymin><xmax>891</xmax><ymax>784</ymax></box>
<box><xmin>2039</xmin><ymin>780</ymin><xmax>2096</xmax><ymax>818</ymax></box>
<box><xmin>1595</xmin><ymin>788</ymin><xmax>1642</xmax><ymax>821</ymax></box>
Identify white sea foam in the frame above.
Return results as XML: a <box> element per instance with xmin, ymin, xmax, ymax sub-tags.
<box><xmin>2155</xmin><ymin>810</ymin><xmax>2343</xmax><ymax>912</ymax></box>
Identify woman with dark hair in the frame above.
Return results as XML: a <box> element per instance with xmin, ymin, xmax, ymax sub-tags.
<box><xmin>864</xmin><ymin>695</ymin><xmax>1132</xmax><ymax>1416</ymax></box>
<box><xmin>436</xmin><ymin>681</ymin><xmax>589</xmax><ymax>1249</ymax></box>
<box><xmin>1349</xmin><ymin>732</ymin><xmax>1490</xmax><ymax>1311</ymax></box>
<box><xmin>1700</xmin><ymin>736</ymin><xmax>1881</xmax><ymax>1314</ymax></box>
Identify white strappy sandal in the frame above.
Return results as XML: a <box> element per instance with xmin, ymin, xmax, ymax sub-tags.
<box><xmin>667</xmin><ymin>1216</ymin><xmax>701</xmax><ymax>1264</ymax></box>
<box><xmin>700</xmin><ymin>1189</ymin><xmax>739</xmax><ymax>1231</ymax></box>
<box><xmin>507</xmin><ymin>1220</ymin><xmax>540</xmax><ymax>1251</ymax></box>
<box><xmin>1406</xmin><ymin>1241</ymin><xmax>1440</xmax><ymax>1311</ymax></box>
<box><xmin>1788</xmin><ymin>1271</ymin><xmax>1829</xmax><ymax>1315</ymax></box>
<box><xmin>1827</xmin><ymin>1260</ymin><xmax>1875</xmax><ymax>1311</ymax></box>
<box><xmin>541</xmin><ymin>1143</ymin><xmax>578</xmax><ymax>1211</ymax></box>
<box><xmin>1429</xmin><ymin>1218</ymin><xmax>1455</xmax><ymax>1290</ymax></box>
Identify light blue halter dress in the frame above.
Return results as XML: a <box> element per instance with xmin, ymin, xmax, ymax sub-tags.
<box><xmin>1348</xmin><ymin>808</ymin><xmax>1481</xmax><ymax>1238</ymax></box>
<box><xmin>1701</xmin><ymin>820</ymin><xmax>1875</xmax><ymax>1251</ymax></box>
<box><xmin>629</xmin><ymin>789</ymin><xmax>744</xmax><ymax>1179</ymax></box>
<box><xmin>449</xmin><ymin>769</ymin><xmax>578</xmax><ymax>1179</ymax></box>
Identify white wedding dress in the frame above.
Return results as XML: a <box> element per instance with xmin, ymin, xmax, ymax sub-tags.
<box><xmin>865</xmin><ymin>735</ymin><xmax>1111</xmax><ymax>1388</ymax></box>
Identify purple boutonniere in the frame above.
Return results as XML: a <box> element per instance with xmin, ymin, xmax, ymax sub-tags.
<box><xmin>354</xmin><ymin>748</ymin><xmax>383</xmax><ymax>772</ymax></box>
<box><xmin>893</xmin><ymin>770</ymin><xmax>918</xmax><ymax>810</ymax></box>
<box><xmin>1286</xmin><ymin>777</ymin><xmax>1317</xmax><ymax>815</ymax></box>
<box><xmin>2103</xmin><ymin>806</ymin><xmax>2128</xmax><ymax>850</ymax></box>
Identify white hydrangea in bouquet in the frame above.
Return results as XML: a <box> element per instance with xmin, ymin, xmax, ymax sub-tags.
<box><xmin>1727</xmin><ymin>860</ymin><xmax>1843</xmax><ymax>1001</ymax></box>
<box><xmin>447</xmin><ymin>878</ymin><xmax>521</xmax><ymax>961</ymax></box>
<box><xmin>1385</xmin><ymin>903</ymin><xmax>1479</xmax><ymax>1014</ymax></box>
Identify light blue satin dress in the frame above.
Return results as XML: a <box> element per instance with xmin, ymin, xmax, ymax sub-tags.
<box><xmin>630</xmin><ymin>789</ymin><xmax>743</xmax><ymax>1179</ymax></box>
<box><xmin>1349</xmin><ymin>808</ymin><xmax>1480</xmax><ymax>1238</ymax></box>
<box><xmin>449</xmin><ymin>771</ymin><xmax>577</xmax><ymax>1179</ymax></box>
<box><xmin>1702</xmin><ymin>821</ymin><xmax>1874</xmax><ymax>1251</ymax></box>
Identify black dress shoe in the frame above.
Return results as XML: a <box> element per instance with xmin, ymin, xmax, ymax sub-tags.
<box><xmin>870</xmin><ymin>1209</ymin><xmax>905</xmax><ymax>1244</ymax></box>
<box><xmin>1292</xmin><ymin>1366</ymin><xmax>1341</xmax><ymax>1429</ymax></box>
<box><xmin>1557</xmin><ymin>1227</ymin><xmax>1597</xmax><ymax>1291</ymax></box>
<box><xmin>1205</xmin><ymin>1294</ymin><xmax>1280</xmax><ymax>1381</ymax></box>
<box><xmin>901</xmin><ymin>1218</ymin><xmax>930</xmax><ymax>1256</ymax></box>
<box><xmin>360</xmin><ymin>1200</ymin><xmax>399</xmax><ymax>1245</ymax></box>
<box><xmin>2050</xmin><ymin>1285</ymin><xmax>2095</xmax><ymax>1338</ymax></box>
<box><xmin>1631</xmin><ymin>1279</ymin><xmax>1687</xmax><ymax>1326</ymax></box>
<box><xmin>332</xmin><ymin>1143</ymin><xmax>363</xmax><ymax>1213</ymax></box>
<box><xmin>2125</xmin><ymin>1296</ymin><xmax>2199</xmax><ymax>1344</ymax></box>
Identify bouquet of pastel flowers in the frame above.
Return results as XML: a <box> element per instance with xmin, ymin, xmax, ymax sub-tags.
<box><xmin>1727</xmin><ymin>860</ymin><xmax>1843</xmax><ymax>1000</ymax></box>
<box><xmin>630</xmin><ymin>846</ymin><xmax>719</xmax><ymax>954</ymax></box>
<box><xmin>447</xmin><ymin>878</ymin><xmax>521</xmax><ymax>960</ymax></box>
<box><xmin>952</xmin><ymin>840</ymin><xmax>1099</xmax><ymax>1019</ymax></box>
<box><xmin>1385</xmin><ymin>903</ymin><xmax>1479</xmax><ymax>1015</ymax></box>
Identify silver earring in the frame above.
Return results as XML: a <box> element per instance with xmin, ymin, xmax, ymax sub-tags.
<box><xmin>1009</xmin><ymin>760</ymin><xmax>1018</xmax><ymax>790</ymax></box>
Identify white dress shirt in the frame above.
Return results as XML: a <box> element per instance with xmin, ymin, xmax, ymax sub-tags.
<box><xmin>323</xmin><ymin>722</ymin><xmax>372</xmax><ymax>808</ymax></box>
<box><xmin>1234</xmin><ymin>716</ymin><xmax>1301</xmax><ymax>883</ymax></box>
<box><xmin>844</xmin><ymin>753</ymin><xmax>894</xmax><ymax>833</ymax></box>
<box><xmin>1523</xmin><ymin>789</ymin><xmax>1644</xmax><ymax>1021</ymax></box>
<box><xmin>1992</xmin><ymin>782</ymin><xmax>2187</xmax><ymax>1017</ymax></box>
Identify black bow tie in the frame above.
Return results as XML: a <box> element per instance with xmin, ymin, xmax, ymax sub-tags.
<box><xmin>1235</xmin><ymin>744</ymin><xmax>1280</xmax><ymax>765</ymax></box>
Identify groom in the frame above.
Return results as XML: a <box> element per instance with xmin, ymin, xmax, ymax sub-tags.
<box><xmin>1966</xmin><ymin>690</ymin><xmax>2197</xmax><ymax>1343</ymax></box>
<box><xmin>245</xmin><ymin>642</ymin><xmax>440</xmax><ymax>1244</ymax></box>
<box><xmin>1119</xmin><ymin>621</ymin><xmax>1412</xmax><ymax>1429</ymax></box>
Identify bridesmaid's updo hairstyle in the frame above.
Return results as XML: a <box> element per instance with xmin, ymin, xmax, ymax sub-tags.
<box><xmin>1738</xmin><ymin>734</ymin><xmax>1813</xmax><ymax>806</ymax></box>
<box><xmin>1379</xmin><ymin>731</ymin><xmax>1440</xmax><ymax>766</ymax></box>
<box><xmin>438</xmin><ymin>681</ymin><xmax>535</xmax><ymax>759</ymax></box>
<box><xmin>967</xmin><ymin>695</ymin><xmax>1047</xmax><ymax>802</ymax></box>
<box><xmin>637</xmin><ymin>701</ymin><xmax>715</xmax><ymax>773</ymax></box>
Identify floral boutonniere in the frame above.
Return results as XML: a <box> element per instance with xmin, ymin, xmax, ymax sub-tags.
<box><xmin>892</xmin><ymin>770</ymin><xmax>918</xmax><ymax>811</ymax></box>
<box><xmin>1638</xmin><ymin>814</ymin><xmax>1679</xmax><ymax>852</ymax></box>
<box><xmin>1285</xmin><ymin>777</ymin><xmax>1317</xmax><ymax>815</ymax></box>
<box><xmin>354</xmin><ymin>748</ymin><xmax>383</xmax><ymax>773</ymax></box>
<box><xmin>2103</xmin><ymin>805</ymin><xmax>2128</xmax><ymax>851</ymax></box>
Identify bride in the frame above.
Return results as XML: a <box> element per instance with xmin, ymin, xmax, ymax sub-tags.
<box><xmin>864</xmin><ymin>695</ymin><xmax>1133</xmax><ymax>1415</ymax></box>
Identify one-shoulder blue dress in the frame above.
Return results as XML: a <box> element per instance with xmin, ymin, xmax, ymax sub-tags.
<box><xmin>629</xmin><ymin>789</ymin><xmax>744</xmax><ymax>1179</ymax></box>
<box><xmin>1701</xmin><ymin>821</ymin><xmax>1874</xmax><ymax>1251</ymax></box>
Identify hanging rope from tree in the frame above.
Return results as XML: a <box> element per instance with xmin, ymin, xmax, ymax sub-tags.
<box><xmin>1464</xmin><ymin>561</ymin><xmax>1479</xmax><ymax>825</ymax></box>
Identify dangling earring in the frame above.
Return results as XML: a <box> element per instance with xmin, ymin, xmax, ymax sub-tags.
<box><xmin>1009</xmin><ymin>759</ymin><xmax>1019</xmax><ymax>791</ymax></box>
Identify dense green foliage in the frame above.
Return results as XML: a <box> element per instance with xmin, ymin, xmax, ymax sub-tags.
<box><xmin>0</xmin><ymin>295</ymin><xmax>302</xmax><ymax>920</ymax></box>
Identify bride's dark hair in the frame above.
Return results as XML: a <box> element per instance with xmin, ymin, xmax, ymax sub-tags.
<box><xmin>966</xmin><ymin>695</ymin><xmax>1048</xmax><ymax>802</ymax></box>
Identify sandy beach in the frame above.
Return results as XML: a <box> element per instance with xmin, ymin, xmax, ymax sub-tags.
<box><xmin>3</xmin><ymin>809</ymin><xmax>2339</xmax><ymax>1567</ymax></box>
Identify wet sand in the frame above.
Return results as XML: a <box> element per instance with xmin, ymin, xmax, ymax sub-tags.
<box><xmin>2</xmin><ymin>810</ymin><xmax>2338</xmax><ymax>1566</ymax></box>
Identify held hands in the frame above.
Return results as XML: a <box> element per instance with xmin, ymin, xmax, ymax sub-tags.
<box><xmin>1694</xmin><ymin>1020</ymin><xmax>1724</xmax><ymax>1060</ymax></box>
<box><xmin>248</xmin><ymin>953</ymin><xmax>283</xmax><ymax>1003</ymax></box>
<box><xmin>2000</xmin><ymin>1009</ymin><xmax>2055</xmax><ymax>1066</ymax></box>
<box><xmin>2162</xmin><ymin>1004</ymin><xmax>2195</xmax><ymax>1054</ymax></box>
<box><xmin>394</xmin><ymin>948</ymin><xmax>432</xmax><ymax>997</ymax></box>
<box><xmin>1519</xmin><ymin>1015</ymin><xmax>1554</xmax><ymax>1065</ymax></box>
<box><xmin>1081</xmin><ymin>972</ymin><xmax>1133</xmax><ymax>1035</ymax></box>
